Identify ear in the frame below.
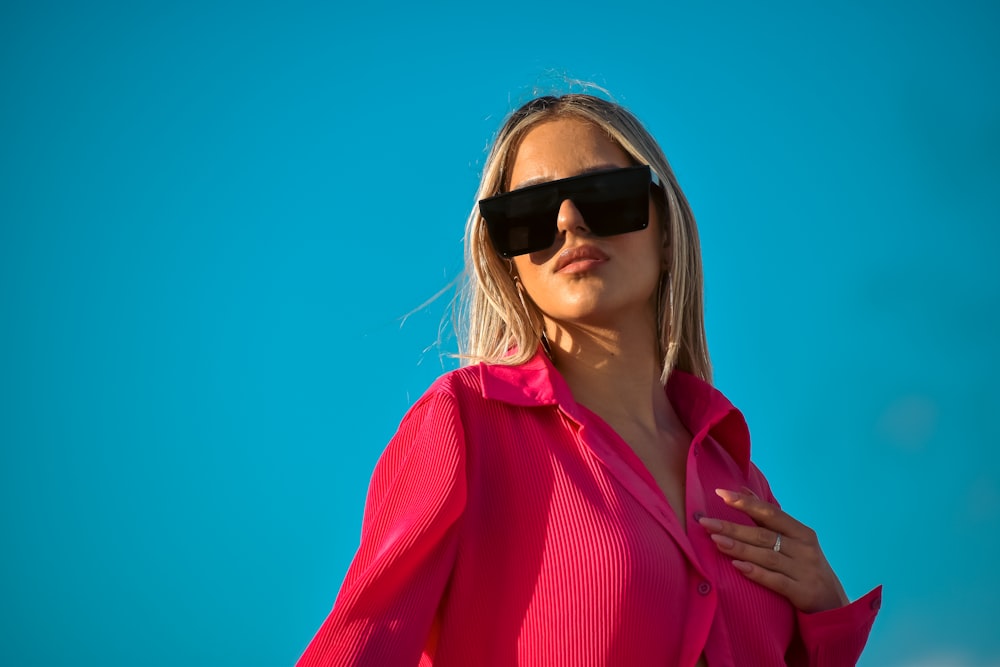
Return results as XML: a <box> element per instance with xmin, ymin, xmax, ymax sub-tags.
<box><xmin>506</xmin><ymin>258</ymin><xmax>521</xmax><ymax>281</ymax></box>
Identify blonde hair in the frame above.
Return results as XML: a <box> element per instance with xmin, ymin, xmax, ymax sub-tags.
<box><xmin>457</xmin><ymin>94</ymin><xmax>712</xmax><ymax>384</ymax></box>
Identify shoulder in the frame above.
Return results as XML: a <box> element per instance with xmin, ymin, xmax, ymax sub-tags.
<box><xmin>375</xmin><ymin>368</ymin><xmax>481</xmax><ymax>476</ymax></box>
<box><xmin>423</xmin><ymin>363</ymin><xmax>487</xmax><ymax>401</ymax></box>
<box><xmin>399</xmin><ymin>364</ymin><xmax>485</xmax><ymax>418</ymax></box>
<box><xmin>396</xmin><ymin>354</ymin><xmax>561</xmax><ymax>441</ymax></box>
<box><xmin>394</xmin><ymin>364</ymin><xmax>490</xmax><ymax>433</ymax></box>
<box><xmin>414</xmin><ymin>351</ymin><xmax>560</xmax><ymax>411</ymax></box>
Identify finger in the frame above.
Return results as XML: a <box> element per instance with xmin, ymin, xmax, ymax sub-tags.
<box><xmin>731</xmin><ymin>559</ymin><xmax>798</xmax><ymax>600</ymax></box>
<box><xmin>709</xmin><ymin>533</ymin><xmax>790</xmax><ymax>573</ymax></box>
<box><xmin>699</xmin><ymin>516</ymin><xmax>787</xmax><ymax>553</ymax></box>
<box><xmin>715</xmin><ymin>489</ymin><xmax>812</xmax><ymax>541</ymax></box>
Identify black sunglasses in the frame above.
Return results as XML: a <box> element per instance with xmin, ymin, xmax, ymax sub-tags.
<box><xmin>478</xmin><ymin>165</ymin><xmax>661</xmax><ymax>258</ymax></box>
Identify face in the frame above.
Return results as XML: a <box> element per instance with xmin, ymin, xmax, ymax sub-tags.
<box><xmin>507</xmin><ymin>117</ymin><xmax>665</xmax><ymax>331</ymax></box>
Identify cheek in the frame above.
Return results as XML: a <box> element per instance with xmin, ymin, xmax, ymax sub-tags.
<box><xmin>511</xmin><ymin>262</ymin><xmax>546</xmax><ymax>303</ymax></box>
<box><xmin>511</xmin><ymin>257</ymin><xmax>531</xmax><ymax>284</ymax></box>
<box><xmin>511</xmin><ymin>253</ymin><xmax>550</xmax><ymax>285</ymax></box>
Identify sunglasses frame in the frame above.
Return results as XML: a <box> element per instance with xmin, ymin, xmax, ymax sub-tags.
<box><xmin>478</xmin><ymin>165</ymin><xmax>663</xmax><ymax>258</ymax></box>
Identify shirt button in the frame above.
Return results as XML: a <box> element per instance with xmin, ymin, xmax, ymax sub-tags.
<box><xmin>693</xmin><ymin>511</ymin><xmax>705</xmax><ymax>522</ymax></box>
<box><xmin>697</xmin><ymin>582</ymin><xmax>712</xmax><ymax>596</ymax></box>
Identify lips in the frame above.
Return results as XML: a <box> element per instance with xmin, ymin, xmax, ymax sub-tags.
<box><xmin>555</xmin><ymin>244</ymin><xmax>610</xmax><ymax>273</ymax></box>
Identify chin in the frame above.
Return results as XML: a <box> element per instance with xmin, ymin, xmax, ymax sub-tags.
<box><xmin>545</xmin><ymin>303</ymin><xmax>628</xmax><ymax>328</ymax></box>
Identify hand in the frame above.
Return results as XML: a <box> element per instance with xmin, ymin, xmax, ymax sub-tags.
<box><xmin>698</xmin><ymin>487</ymin><xmax>850</xmax><ymax>614</ymax></box>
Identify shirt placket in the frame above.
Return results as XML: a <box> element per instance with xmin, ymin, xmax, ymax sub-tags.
<box><xmin>566</xmin><ymin>408</ymin><xmax>721</xmax><ymax>666</ymax></box>
<box><xmin>686</xmin><ymin>433</ymin><xmax>736</xmax><ymax>667</ymax></box>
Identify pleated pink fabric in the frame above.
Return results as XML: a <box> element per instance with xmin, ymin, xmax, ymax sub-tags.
<box><xmin>297</xmin><ymin>350</ymin><xmax>881</xmax><ymax>666</ymax></box>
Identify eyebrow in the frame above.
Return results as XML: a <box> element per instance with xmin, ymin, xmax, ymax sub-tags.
<box><xmin>510</xmin><ymin>163</ymin><xmax>624</xmax><ymax>191</ymax></box>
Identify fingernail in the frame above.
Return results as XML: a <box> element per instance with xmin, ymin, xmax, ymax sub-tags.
<box><xmin>698</xmin><ymin>517</ymin><xmax>724</xmax><ymax>532</ymax></box>
<box><xmin>732</xmin><ymin>560</ymin><xmax>753</xmax><ymax>573</ymax></box>
<box><xmin>711</xmin><ymin>534</ymin><xmax>735</xmax><ymax>549</ymax></box>
<box><xmin>715</xmin><ymin>488</ymin><xmax>739</xmax><ymax>502</ymax></box>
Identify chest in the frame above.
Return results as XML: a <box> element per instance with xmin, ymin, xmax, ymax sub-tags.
<box><xmin>462</xmin><ymin>408</ymin><xmax>693</xmax><ymax>575</ymax></box>
<box><xmin>461</xmin><ymin>407</ymin><xmax>706</xmax><ymax>591</ymax></box>
<box><xmin>454</xmin><ymin>414</ymin><xmax>696</xmax><ymax>661</ymax></box>
<box><xmin>616</xmin><ymin>425</ymin><xmax>691</xmax><ymax>528</ymax></box>
<box><xmin>444</xmin><ymin>404</ymin><xmax>797</xmax><ymax>665</ymax></box>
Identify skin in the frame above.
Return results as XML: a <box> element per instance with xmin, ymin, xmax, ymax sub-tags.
<box><xmin>507</xmin><ymin>117</ymin><xmax>850</xmax><ymax>623</ymax></box>
<box><xmin>509</xmin><ymin>119</ymin><xmax>664</xmax><ymax>332</ymax></box>
<box><xmin>509</xmin><ymin>117</ymin><xmax>692</xmax><ymax>532</ymax></box>
<box><xmin>700</xmin><ymin>488</ymin><xmax>849</xmax><ymax>614</ymax></box>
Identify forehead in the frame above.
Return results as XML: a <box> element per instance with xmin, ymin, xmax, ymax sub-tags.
<box><xmin>508</xmin><ymin>117</ymin><xmax>632</xmax><ymax>189</ymax></box>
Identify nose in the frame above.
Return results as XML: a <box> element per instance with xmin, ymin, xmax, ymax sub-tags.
<box><xmin>556</xmin><ymin>198</ymin><xmax>591</xmax><ymax>236</ymax></box>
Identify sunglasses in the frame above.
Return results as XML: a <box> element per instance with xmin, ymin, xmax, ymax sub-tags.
<box><xmin>478</xmin><ymin>165</ymin><xmax>661</xmax><ymax>258</ymax></box>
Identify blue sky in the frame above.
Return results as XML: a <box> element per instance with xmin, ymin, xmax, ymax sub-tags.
<box><xmin>1</xmin><ymin>1</ymin><xmax>998</xmax><ymax>665</ymax></box>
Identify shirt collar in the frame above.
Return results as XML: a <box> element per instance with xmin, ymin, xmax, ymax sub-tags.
<box><xmin>478</xmin><ymin>348</ymin><xmax>568</xmax><ymax>407</ymax></box>
<box><xmin>479</xmin><ymin>348</ymin><xmax>751</xmax><ymax>475</ymax></box>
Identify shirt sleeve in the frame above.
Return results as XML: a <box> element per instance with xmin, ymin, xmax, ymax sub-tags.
<box><xmin>792</xmin><ymin>586</ymin><xmax>883</xmax><ymax>666</ymax></box>
<box><xmin>296</xmin><ymin>390</ymin><xmax>467</xmax><ymax>667</ymax></box>
<box><xmin>747</xmin><ymin>465</ymin><xmax>882</xmax><ymax>666</ymax></box>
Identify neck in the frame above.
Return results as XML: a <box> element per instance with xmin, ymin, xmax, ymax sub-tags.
<box><xmin>544</xmin><ymin>313</ymin><xmax>673</xmax><ymax>436</ymax></box>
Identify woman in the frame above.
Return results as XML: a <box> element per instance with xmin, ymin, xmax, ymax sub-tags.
<box><xmin>297</xmin><ymin>94</ymin><xmax>881</xmax><ymax>666</ymax></box>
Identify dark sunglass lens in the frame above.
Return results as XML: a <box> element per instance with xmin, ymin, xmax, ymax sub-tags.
<box><xmin>481</xmin><ymin>186</ymin><xmax>561</xmax><ymax>257</ymax></box>
<box><xmin>480</xmin><ymin>166</ymin><xmax>654</xmax><ymax>257</ymax></box>
<box><xmin>497</xmin><ymin>212</ymin><xmax>557</xmax><ymax>257</ymax></box>
<box><xmin>572</xmin><ymin>168</ymin><xmax>650</xmax><ymax>236</ymax></box>
<box><xmin>576</xmin><ymin>194</ymin><xmax>648</xmax><ymax>236</ymax></box>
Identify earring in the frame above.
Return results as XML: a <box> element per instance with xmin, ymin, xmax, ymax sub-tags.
<box><xmin>513</xmin><ymin>273</ymin><xmax>531</xmax><ymax>315</ymax></box>
<box><xmin>540</xmin><ymin>330</ymin><xmax>553</xmax><ymax>359</ymax></box>
<box><xmin>512</xmin><ymin>273</ymin><xmax>552</xmax><ymax>360</ymax></box>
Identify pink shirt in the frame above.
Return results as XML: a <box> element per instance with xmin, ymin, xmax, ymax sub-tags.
<box><xmin>298</xmin><ymin>350</ymin><xmax>881</xmax><ymax>666</ymax></box>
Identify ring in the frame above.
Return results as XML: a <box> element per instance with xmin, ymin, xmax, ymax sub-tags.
<box><xmin>773</xmin><ymin>533</ymin><xmax>782</xmax><ymax>553</ymax></box>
